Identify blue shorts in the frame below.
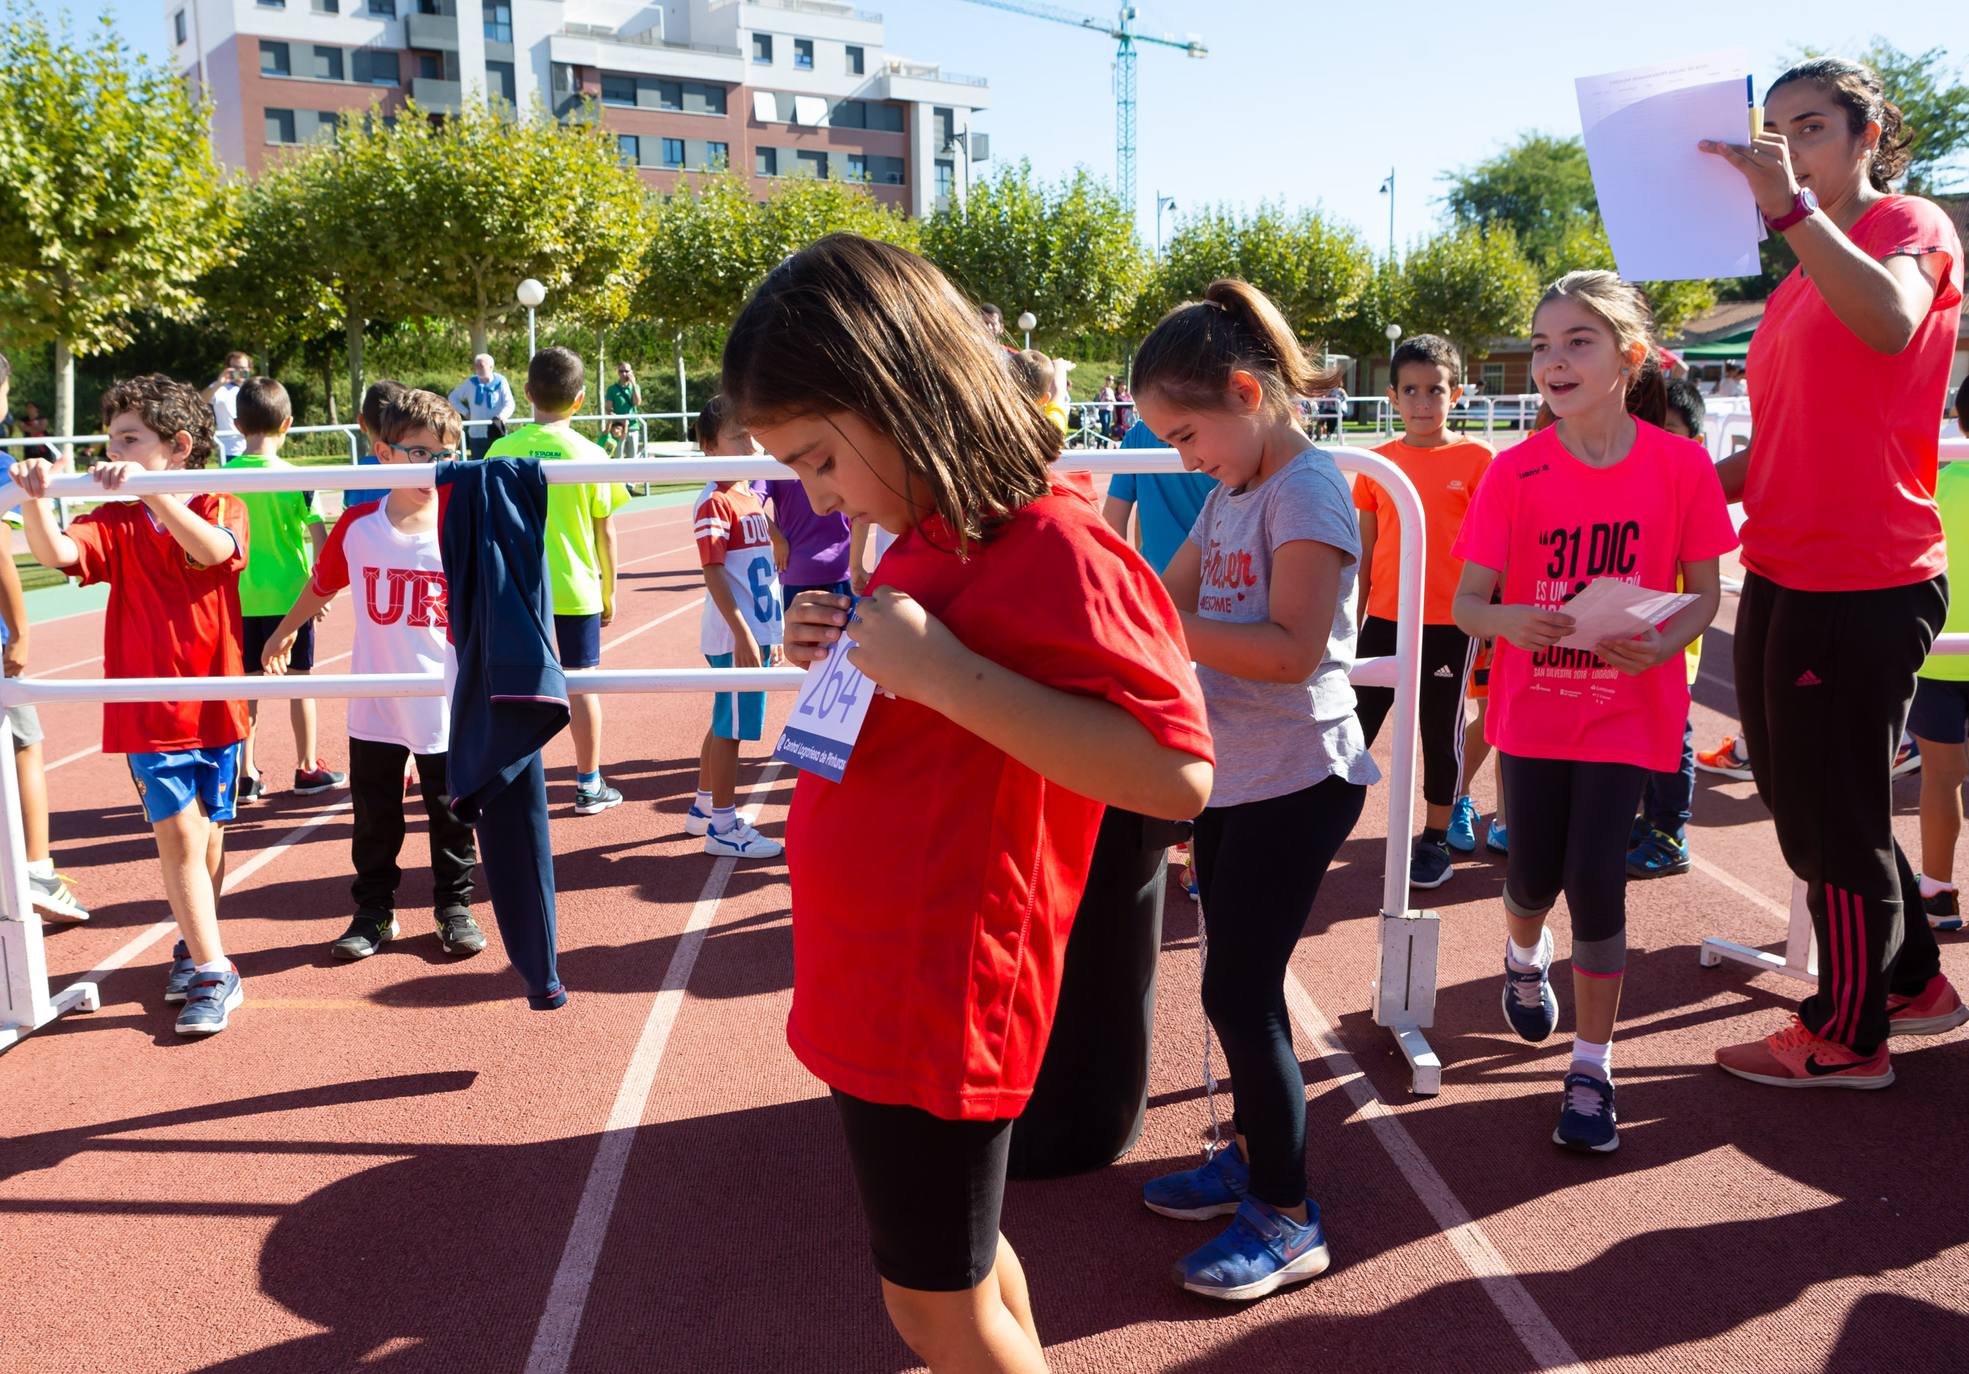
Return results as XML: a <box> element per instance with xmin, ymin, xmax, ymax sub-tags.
<box><xmin>555</xmin><ymin>613</ymin><xmax>602</xmax><ymax>670</ymax></box>
<box><xmin>127</xmin><ymin>742</ymin><xmax>244</xmax><ymax>825</ymax></box>
<box><xmin>1909</xmin><ymin>677</ymin><xmax>1969</xmax><ymax>746</ymax></box>
<box><xmin>706</xmin><ymin>653</ymin><xmax>766</xmax><ymax>741</ymax></box>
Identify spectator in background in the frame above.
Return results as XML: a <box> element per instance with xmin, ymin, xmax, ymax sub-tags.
<box><xmin>447</xmin><ymin>353</ymin><xmax>516</xmax><ymax>460</ymax></box>
<box><xmin>202</xmin><ymin>350</ymin><xmax>253</xmax><ymax>460</ymax></box>
<box><xmin>1714</xmin><ymin>361</ymin><xmax>1747</xmax><ymax>397</ymax></box>
<box><xmin>979</xmin><ymin>302</ymin><xmax>1005</xmax><ymax>343</ymax></box>
<box><xmin>1112</xmin><ymin>379</ymin><xmax>1135</xmax><ymax>440</ymax></box>
<box><xmin>606</xmin><ymin>362</ymin><xmax>644</xmax><ymax>461</ymax></box>
<box><xmin>17</xmin><ymin>402</ymin><xmax>58</xmax><ymax>463</ymax></box>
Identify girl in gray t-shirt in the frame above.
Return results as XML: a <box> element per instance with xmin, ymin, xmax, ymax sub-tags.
<box><xmin>1132</xmin><ymin>279</ymin><xmax>1375</xmax><ymax>1303</ymax></box>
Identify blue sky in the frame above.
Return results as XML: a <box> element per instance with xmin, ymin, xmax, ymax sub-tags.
<box><xmin>45</xmin><ymin>2</ymin><xmax>1967</xmax><ymax>249</ymax></box>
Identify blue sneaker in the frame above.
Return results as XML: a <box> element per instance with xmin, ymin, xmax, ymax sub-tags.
<box><xmin>1485</xmin><ymin>818</ymin><xmax>1510</xmax><ymax>855</ymax></box>
<box><xmin>684</xmin><ymin>803</ymin><xmax>713</xmax><ymax>837</ymax></box>
<box><xmin>1446</xmin><ymin>796</ymin><xmax>1479</xmax><ymax>854</ymax></box>
<box><xmin>174</xmin><ymin>966</ymin><xmax>242</xmax><ymax>1037</ymax></box>
<box><xmin>1626</xmin><ymin>828</ymin><xmax>1691</xmax><ymax>880</ymax></box>
<box><xmin>1143</xmin><ymin>1140</ymin><xmax>1250</xmax><ymax>1220</ymax></box>
<box><xmin>1502</xmin><ymin>930</ymin><xmax>1558</xmax><ymax>1043</ymax></box>
<box><xmin>1553</xmin><ymin>1070</ymin><xmax>1620</xmax><ymax>1153</ymax></box>
<box><xmin>1172</xmin><ymin>1197</ymin><xmax>1332</xmax><ymax>1301</ymax></box>
<box><xmin>163</xmin><ymin>939</ymin><xmax>197</xmax><ymax>1004</ymax></box>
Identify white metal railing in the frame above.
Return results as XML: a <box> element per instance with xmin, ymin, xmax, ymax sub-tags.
<box><xmin>0</xmin><ymin>448</ymin><xmax>1434</xmax><ymax>1083</ymax></box>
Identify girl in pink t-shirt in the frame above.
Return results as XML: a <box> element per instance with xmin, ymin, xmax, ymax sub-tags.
<box><xmin>1451</xmin><ymin>272</ymin><xmax>1736</xmax><ymax>1154</ymax></box>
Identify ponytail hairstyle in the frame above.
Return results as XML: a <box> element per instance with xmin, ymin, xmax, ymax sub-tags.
<box><xmin>1766</xmin><ymin>57</ymin><xmax>1913</xmax><ymax>192</ymax></box>
<box><xmin>1533</xmin><ymin>270</ymin><xmax>1666</xmax><ymax>424</ymax></box>
<box><xmin>721</xmin><ymin>234</ymin><xmax>1056</xmax><ymax>553</ymax></box>
<box><xmin>1131</xmin><ymin>279</ymin><xmax>1342</xmax><ymax>421</ymax></box>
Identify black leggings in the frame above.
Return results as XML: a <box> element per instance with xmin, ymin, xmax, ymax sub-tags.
<box><xmin>1194</xmin><ymin>774</ymin><xmax>1366</xmax><ymax>1209</ymax></box>
<box><xmin>1498</xmin><ymin>754</ymin><xmax>1646</xmax><ymax>977</ymax></box>
<box><xmin>1354</xmin><ymin>618</ymin><xmax>1476</xmax><ymax>808</ymax></box>
<box><xmin>1735</xmin><ymin>571</ymin><xmax>1946</xmax><ymax>1052</ymax></box>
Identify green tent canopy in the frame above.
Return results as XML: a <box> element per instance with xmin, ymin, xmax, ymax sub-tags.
<box><xmin>1680</xmin><ymin>329</ymin><xmax>1756</xmax><ymax>359</ymax></box>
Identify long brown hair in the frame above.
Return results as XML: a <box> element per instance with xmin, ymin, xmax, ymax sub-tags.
<box><xmin>1131</xmin><ymin>279</ymin><xmax>1341</xmax><ymax>419</ymax></box>
<box><xmin>721</xmin><ymin>234</ymin><xmax>1056</xmax><ymax>551</ymax></box>
<box><xmin>1768</xmin><ymin>57</ymin><xmax>1913</xmax><ymax>193</ymax></box>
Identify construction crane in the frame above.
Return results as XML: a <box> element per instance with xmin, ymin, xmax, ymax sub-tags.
<box><xmin>958</xmin><ymin>2</ymin><xmax>1206</xmax><ymax>219</ymax></box>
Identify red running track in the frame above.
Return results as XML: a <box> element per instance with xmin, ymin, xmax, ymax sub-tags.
<box><xmin>2</xmin><ymin>500</ymin><xmax>1966</xmax><ymax>1373</ymax></box>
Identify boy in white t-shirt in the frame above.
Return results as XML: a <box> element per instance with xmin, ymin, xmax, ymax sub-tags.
<box><xmin>686</xmin><ymin>396</ymin><xmax>784</xmax><ymax>859</ymax></box>
<box><xmin>262</xmin><ymin>389</ymin><xmax>483</xmax><ymax>958</ymax></box>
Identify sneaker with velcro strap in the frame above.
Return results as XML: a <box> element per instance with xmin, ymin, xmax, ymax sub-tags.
<box><xmin>1171</xmin><ymin>1197</ymin><xmax>1332</xmax><ymax>1301</ymax></box>
<box><xmin>704</xmin><ymin>820</ymin><xmax>782</xmax><ymax>859</ymax></box>
<box><xmin>1408</xmin><ymin>837</ymin><xmax>1453</xmax><ymax>890</ymax></box>
<box><xmin>174</xmin><ymin>966</ymin><xmax>243</xmax><ymax>1037</ymax></box>
<box><xmin>1143</xmin><ymin>1140</ymin><xmax>1250</xmax><ymax>1221</ymax></box>
<box><xmin>163</xmin><ymin>939</ymin><xmax>197</xmax><ymax>1004</ymax></box>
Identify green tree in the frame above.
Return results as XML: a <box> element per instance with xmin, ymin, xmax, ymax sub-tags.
<box><xmin>1155</xmin><ymin>203</ymin><xmax>1374</xmax><ymax>346</ymax></box>
<box><xmin>1444</xmin><ymin>133</ymin><xmax>1599</xmax><ymax>275</ymax></box>
<box><xmin>1328</xmin><ymin>256</ymin><xmax>1414</xmax><ymax>367</ymax></box>
<box><xmin>1400</xmin><ymin>224</ymin><xmax>1541</xmax><ymax>370</ymax></box>
<box><xmin>1794</xmin><ymin>39</ymin><xmax>1969</xmax><ymax>192</ymax></box>
<box><xmin>388</xmin><ymin>98</ymin><xmax>649</xmax><ymax>353</ymax></box>
<box><xmin>1554</xmin><ymin>219</ymin><xmax>1717</xmax><ymax>336</ymax></box>
<box><xmin>920</xmin><ymin>162</ymin><xmax>1149</xmax><ymax>341</ymax></box>
<box><xmin>0</xmin><ymin>5</ymin><xmax>231</xmax><ymax>442</ymax></box>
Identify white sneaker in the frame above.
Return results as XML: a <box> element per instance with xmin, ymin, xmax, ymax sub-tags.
<box><xmin>704</xmin><ymin>820</ymin><xmax>783</xmax><ymax>859</ymax></box>
<box><xmin>28</xmin><ymin>870</ymin><xmax>90</xmax><ymax>923</ymax></box>
<box><xmin>684</xmin><ymin>804</ymin><xmax>713</xmax><ymax>837</ymax></box>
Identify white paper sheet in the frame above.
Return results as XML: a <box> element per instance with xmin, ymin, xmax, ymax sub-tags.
<box><xmin>1553</xmin><ymin>577</ymin><xmax>1699</xmax><ymax>651</ymax></box>
<box><xmin>1576</xmin><ymin>54</ymin><xmax>1764</xmax><ymax>281</ymax></box>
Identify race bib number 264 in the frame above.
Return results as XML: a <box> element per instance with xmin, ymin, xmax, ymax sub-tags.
<box><xmin>773</xmin><ymin>637</ymin><xmax>875</xmax><ymax>783</ymax></box>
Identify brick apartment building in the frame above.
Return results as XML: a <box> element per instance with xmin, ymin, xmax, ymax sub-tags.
<box><xmin>167</xmin><ymin>0</ymin><xmax>992</xmax><ymax>217</ymax></box>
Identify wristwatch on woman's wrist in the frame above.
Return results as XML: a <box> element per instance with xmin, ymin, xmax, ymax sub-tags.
<box><xmin>1764</xmin><ymin>186</ymin><xmax>1819</xmax><ymax>232</ymax></box>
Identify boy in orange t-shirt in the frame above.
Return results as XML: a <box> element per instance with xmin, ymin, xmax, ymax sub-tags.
<box><xmin>1353</xmin><ymin>334</ymin><xmax>1493</xmax><ymax>890</ymax></box>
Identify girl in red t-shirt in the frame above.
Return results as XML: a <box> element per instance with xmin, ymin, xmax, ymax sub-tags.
<box><xmin>1451</xmin><ymin>273</ymin><xmax>1734</xmax><ymax>1154</ymax></box>
<box><xmin>739</xmin><ymin>235</ymin><xmax>1214</xmax><ymax>1374</ymax></box>
<box><xmin>1700</xmin><ymin>57</ymin><xmax>1969</xmax><ymax>1086</ymax></box>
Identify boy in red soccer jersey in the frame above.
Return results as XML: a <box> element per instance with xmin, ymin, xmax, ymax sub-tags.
<box><xmin>9</xmin><ymin>375</ymin><xmax>252</xmax><ymax>1037</ymax></box>
<box><xmin>262</xmin><ymin>388</ymin><xmax>482</xmax><ymax>960</ymax></box>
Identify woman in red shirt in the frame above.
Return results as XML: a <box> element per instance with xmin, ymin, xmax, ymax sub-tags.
<box><xmin>1701</xmin><ymin>58</ymin><xmax>1969</xmax><ymax>1087</ymax></box>
<box><xmin>731</xmin><ymin>235</ymin><xmax>1214</xmax><ymax>1373</ymax></box>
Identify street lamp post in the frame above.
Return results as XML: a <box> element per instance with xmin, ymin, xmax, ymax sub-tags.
<box><xmin>516</xmin><ymin>278</ymin><xmax>546</xmax><ymax>357</ymax></box>
<box><xmin>1156</xmin><ymin>192</ymin><xmax>1177</xmax><ymax>255</ymax></box>
<box><xmin>1016</xmin><ymin>311</ymin><xmax>1036</xmax><ymax>350</ymax></box>
<box><xmin>1384</xmin><ymin>323</ymin><xmax>1403</xmax><ymax>428</ymax></box>
<box><xmin>1378</xmin><ymin>167</ymin><xmax>1396</xmax><ymax>261</ymax></box>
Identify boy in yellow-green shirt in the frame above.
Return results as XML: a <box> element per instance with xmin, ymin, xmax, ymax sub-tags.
<box><xmin>224</xmin><ymin>377</ymin><xmax>344</xmax><ymax>800</ymax></box>
<box><xmin>484</xmin><ymin>347</ymin><xmax>631</xmax><ymax>814</ymax></box>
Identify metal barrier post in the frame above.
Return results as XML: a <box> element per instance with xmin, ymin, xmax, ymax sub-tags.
<box><xmin>0</xmin><ymin>712</ymin><xmax>100</xmax><ymax>1050</ymax></box>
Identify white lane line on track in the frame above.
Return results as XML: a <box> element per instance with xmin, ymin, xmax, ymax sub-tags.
<box><xmin>523</xmin><ymin>763</ymin><xmax>785</xmax><ymax>1374</ymax></box>
<box><xmin>1690</xmin><ymin>854</ymin><xmax>1789</xmax><ymax>923</ymax></box>
<box><xmin>70</xmin><ymin>799</ymin><xmax>354</xmax><ymax>986</ymax></box>
<box><xmin>599</xmin><ymin>594</ymin><xmax>705</xmax><ymax>654</ymax></box>
<box><xmin>1282</xmin><ymin>971</ymin><xmax>1589</xmax><ymax>1374</ymax></box>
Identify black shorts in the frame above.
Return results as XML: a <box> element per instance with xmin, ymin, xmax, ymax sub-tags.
<box><xmin>831</xmin><ymin>1089</ymin><xmax>1012</xmax><ymax>1292</ymax></box>
<box><xmin>1908</xmin><ymin>676</ymin><xmax>1969</xmax><ymax>746</ymax></box>
<box><xmin>243</xmin><ymin>615</ymin><xmax>314</xmax><ymax>674</ymax></box>
<box><xmin>554</xmin><ymin>613</ymin><xmax>602</xmax><ymax>670</ymax></box>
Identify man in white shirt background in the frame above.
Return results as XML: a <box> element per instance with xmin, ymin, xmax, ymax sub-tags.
<box><xmin>202</xmin><ymin>350</ymin><xmax>252</xmax><ymax>460</ymax></box>
<box><xmin>447</xmin><ymin>354</ymin><xmax>517</xmax><ymax>460</ymax></box>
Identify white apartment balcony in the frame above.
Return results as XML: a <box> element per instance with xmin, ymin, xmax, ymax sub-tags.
<box><xmin>550</xmin><ymin>25</ymin><xmax>745</xmax><ymax>84</ymax></box>
<box><xmin>411</xmin><ymin>76</ymin><xmax>462</xmax><ymax>110</ymax></box>
<box><xmin>877</xmin><ymin>57</ymin><xmax>990</xmax><ymax>108</ymax></box>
